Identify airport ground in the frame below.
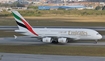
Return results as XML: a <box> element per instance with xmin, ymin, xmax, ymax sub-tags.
<box><xmin>0</xmin><ymin>17</ymin><xmax>105</xmax><ymax>57</ymax></box>
<box><xmin>0</xmin><ymin>16</ymin><xmax>105</xmax><ymax>26</ymax></box>
<box><xmin>0</xmin><ymin>53</ymin><xmax>105</xmax><ymax>61</ymax></box>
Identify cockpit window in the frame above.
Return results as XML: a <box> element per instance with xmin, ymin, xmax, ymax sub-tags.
<box><xmin>97</xmin><ymin>33</ymin><xmax>100</xmax><ymax>35</ymax></box>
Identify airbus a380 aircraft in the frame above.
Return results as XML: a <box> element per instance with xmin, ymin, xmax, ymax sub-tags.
<box><xmin>12</xmin><ymin>11</ymin><xmax>102</xmax><ymax>44</ymax></box>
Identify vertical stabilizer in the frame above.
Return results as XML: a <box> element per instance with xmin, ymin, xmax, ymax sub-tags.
<box><xmin>12</xmin><ymin>11</ymin><xmax>38</xmax><ymax>36</ymax></box>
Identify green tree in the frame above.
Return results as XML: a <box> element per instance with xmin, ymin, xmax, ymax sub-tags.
<box><xmin>95</xmin><ymin>6</ymin><xmax>102</xmax><ymax>10</ymax></box>
<box><xmin>10</xmin><ymin>1</ymin><xmax>18</xmax><ymax>7</ymax></box>
<box><xmin>102</xmin><ymin>6</ymin><xmax>105</xmax><ymax>10</ymax></box>
<box><xmin>27</xmin><ymin>6</ymin><xmax>38</xmax><ymax>9</ymax></box>
<box><xmin>0</xmin><ymin>4</ymin><xmax>10</xmax><ymax>7</ymax></box>
<box><xmin>17</xmin><ymin>2</ymin><xmax>25</xmax><ymax>7</ymax></box>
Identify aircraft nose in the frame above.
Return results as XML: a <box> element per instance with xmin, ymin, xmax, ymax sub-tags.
<box><xmin>98</xmin><ymin>35</ymin><xmax>102</xmax><ymax>39</ymax></box>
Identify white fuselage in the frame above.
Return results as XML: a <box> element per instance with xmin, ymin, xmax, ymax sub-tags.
<box><xmin>15</xmin><ymin>28</ymin><xmax>102</xmax><ymax>40</ymax></box>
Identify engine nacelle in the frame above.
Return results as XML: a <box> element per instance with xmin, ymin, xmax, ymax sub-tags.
<box><xmin>58</xmin><ymin>38</ymin><xmax>68</xmax><ymax>43</ymax></box>
<box><xmin>42</xmin><ymin>37</ymin><xmax>52</xmax><ymax>43</ymax></box>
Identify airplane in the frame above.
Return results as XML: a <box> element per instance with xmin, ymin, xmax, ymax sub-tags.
<box><xmin>12</xmin><ymin>11</ymin><xmax>102</xmax><ymax>44</ymax></box>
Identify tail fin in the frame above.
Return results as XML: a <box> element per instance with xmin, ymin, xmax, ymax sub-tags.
<box><xmin>12</xmin><ymin>11</ymin><xmax>38</xmax><ymax>36</ymax></box>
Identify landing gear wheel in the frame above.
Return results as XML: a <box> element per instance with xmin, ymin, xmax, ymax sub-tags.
<box><xmin>95</xmin><ymin>40</ymin><xmax>98</xmax><ymax>44</ymax></box>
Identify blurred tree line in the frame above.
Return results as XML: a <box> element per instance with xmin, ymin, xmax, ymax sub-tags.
<box><xmin>95</xmin><ymin>6</ymin><xmax>105</xmax><ymax>10</ymax></box>
<box><xmin>1</xmin><ymin>9</ymin><xmax>105</xmax><ymax>17</ymax></box>
<box><xmin>1</xmin><ymin>5</ymin><xmax>105</xmax><ymax>17</ymax></box>
<box><xmin>0</xmin><ymin>1</ymin><xmax>25</xmax><ymax>7</ymax></box>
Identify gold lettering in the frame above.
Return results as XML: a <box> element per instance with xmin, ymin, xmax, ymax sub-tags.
<box><xmin>68</xmin><ymin>31</ymin><xmax>88</xmax><ymax>36</ymax></box>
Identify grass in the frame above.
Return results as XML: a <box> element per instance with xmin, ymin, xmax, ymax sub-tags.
<box><xmin>0</xmin><ymin>17</ymin><xmax>105</xmax><ymax>26</ymax></box>
<box><xmin>0</xmin><ymin>31</ymin><xmax>23</xmax><ymax>37</ymax></box>
<box><xmin>98</xmin><ymin>31</ymin><xmax>105</xmax><ymax>35</ymax></box>
<box><xmin>0</xmin><ymin>16</ymin><xmax>105</xmax><ymax>37</ymax></box>
<box><xmin>0</xmin><ymin>45</ymin><xmax>105</xmax><ymax>56</ymax></box>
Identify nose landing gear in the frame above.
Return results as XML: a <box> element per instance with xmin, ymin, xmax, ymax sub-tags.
<box><xmin>95</xmin><ymin>40</ymin><xmax>98</xmax><ymax>44</ymax></box>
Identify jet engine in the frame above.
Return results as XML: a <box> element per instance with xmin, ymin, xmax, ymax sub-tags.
<box><xmin>42</xmin><ymin>37</ymin><xmax>52</xmax><ymax>43</ymax></box>
<box><xmin>58</xmin><ymin>38</ymin><xmax>68</xmax><ymax>43</ymax></box>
